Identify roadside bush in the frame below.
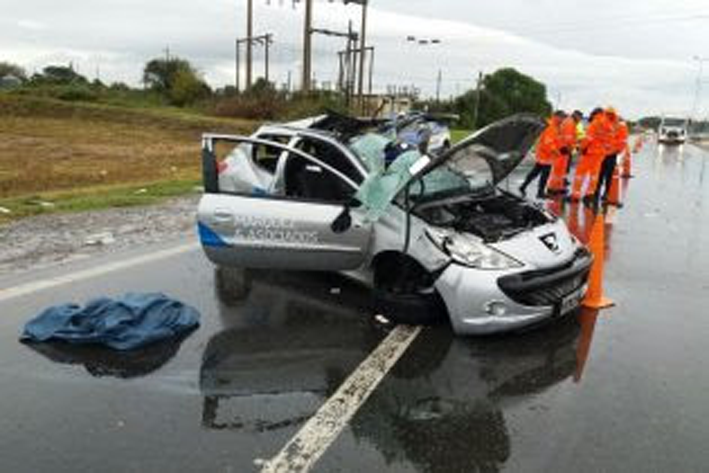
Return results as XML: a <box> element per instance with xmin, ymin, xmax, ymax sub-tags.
<box><xmin>169</xmin><ymin>68</ymin><xmax>211</xmax><ymax>107</ymax></box>
<box><xmin>56</xmin><ymin>84</ymin><xmax>98</xmax><ymax>102</ymax></box>
<box><xmin>281</xmin><ymin>92</ymin><xmax>348</xmax><ymax>120</ymax></box>
<box><xmin>213</xmin><ymin>94</ymin><xmax>284</xmax><ymax>120</ymax></box>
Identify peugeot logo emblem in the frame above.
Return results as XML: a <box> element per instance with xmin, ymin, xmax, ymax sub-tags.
<box><xmin>540</xmin><ymin>233</ymin><xmax>560</xmax><ymax>253</ymax></box>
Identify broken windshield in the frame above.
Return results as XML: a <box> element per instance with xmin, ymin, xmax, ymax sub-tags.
<box><xmin>348</xmin><ymin>132</ymin><xmax>394</xmax><ymax>173</ymax></box>
<box><xmin>353</xmin><ymin>115</ymin><xmax>542</xmax><ymax>222</ymax></box>
<box><xmin>355</xmin><ymin>146</ymin><xmax>493</xmax><ymax>221</ymax></box>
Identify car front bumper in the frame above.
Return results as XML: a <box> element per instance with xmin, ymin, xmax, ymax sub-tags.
<box><xmin>435</xmin><ymin>249</ymin><xmax>592</xmax><ymax>335</ymax></box>
<box><xmin>659</xmin><ymin>135</ymin><xmax>686</xmax><ymax>144</ymax></box>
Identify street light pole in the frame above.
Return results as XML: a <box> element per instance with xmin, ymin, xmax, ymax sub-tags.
<box><xmin>435</xmin><ymin>69</ymin><xmax>442</xmax><ymax>102</ymax></box>
<box><xmin>692</xmin><ymin>56</ymin><xmax>708</xmax><ymax>123</ymax></box>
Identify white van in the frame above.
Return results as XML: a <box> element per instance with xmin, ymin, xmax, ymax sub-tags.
<box><xmin>658</xmin><ymin>117</ymin><xmax>688</xmax><ymax>145</ymax></box>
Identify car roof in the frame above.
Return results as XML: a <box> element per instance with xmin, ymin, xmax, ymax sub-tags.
<box><xmin>256</xmin><ymin>124</ymin><xmax>339</xmax><ymax>140</ymax></box>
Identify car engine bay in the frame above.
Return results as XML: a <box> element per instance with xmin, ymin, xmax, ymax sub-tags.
<box><xmin>415</xmin><ymin>192</ymin><xmax>551</xmax><ymax>243</ymax></box>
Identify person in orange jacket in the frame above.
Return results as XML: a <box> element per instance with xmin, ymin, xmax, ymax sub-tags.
<box><xmin>548</xmin><ymin>110</ymin><xmax>583</xmax><ymax>194</ymax></box>
<box><xmin>595</xmin><ymin>108</ymin><xmax>627</xmax><ymax>203</ymax></box>
<box><xmin>520</xmin><ymin>111</ymin><xmax>566</xmax><ymax>198</ymax></box>
<box><xmin>567</xmin><ymin>108</ymin><xmax>609</xmax><ymax>204</ymax></box>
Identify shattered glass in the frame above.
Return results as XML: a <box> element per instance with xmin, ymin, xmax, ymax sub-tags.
<box><xmin>355</xmin><ymin>150</ymin><xmax>424</xmax><ymax>222</ymax></box>
<box><xmin>353</xmin><ymin>115</ymin><xmax>545</xmax><ymax>222</ymax></box>
<box><xmin>348</xmin><ymin>132</ymin><xmax>393</xmax><ymax>173</ymax></box>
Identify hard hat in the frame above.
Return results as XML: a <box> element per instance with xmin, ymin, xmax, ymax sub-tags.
<box><xmin>605</xmin><ymin>106</ymin><xmax>618</xmax><ymax>116</ymax></box>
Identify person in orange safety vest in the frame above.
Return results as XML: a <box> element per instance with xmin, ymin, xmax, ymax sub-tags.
<box><xmin>520</xmin><ymin>111</ymin><xmax>566</xmax><ymax>199</ymax></box>
<box><xmin>548</xmin><ymin>110</ymin><xmax>583</xmax><ymax>194</ymax></box>
<box><xmin>567</xmin><ymin>108</ymin><xmax>610</xmax><ymax>204</ymax></box>
<box><xmin>595</xmin><ymin>108</ymin><xmax>627</xmax><ymax>203</ymax></box>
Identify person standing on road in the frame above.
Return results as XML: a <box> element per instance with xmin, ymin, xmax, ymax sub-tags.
<box><xmin>571</xmin><ymin>110</ymin><xmax>586</xmax><ymax>173</ymax></box>
<box><xmin>548</xmin><ymin>110</ymin><xmax>584</xmax><ymax>194</ymax></box>
<box><xmin>567</xmin><ymin>108</ymin><xmax>607</xmax><ymax>204</ymax></box>
<box><xmin>595</xmin><ymin>108</ymin><xmax>627</xmax><ymax>203</ymax></box>
<box><xmin>520</xmin><ymin>111</ymin><xmax>566</xmax><ymax>198</ymax></box>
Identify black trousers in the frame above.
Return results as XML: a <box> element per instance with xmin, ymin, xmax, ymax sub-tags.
<box><xmin>596</xmin><ymin>154</ymin><xmax>617</xmax><ymax>199</ymax></box>
<box><xmin>521</xmin><ymin>163</ymin><xmax>552</xmax><ymax>197</ymax></box>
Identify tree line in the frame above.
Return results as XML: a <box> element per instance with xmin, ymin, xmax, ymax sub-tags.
<box><xmin>2</xmin><ymin>57</ymin><xmax>562</xmax><ymax>128</ymax></box>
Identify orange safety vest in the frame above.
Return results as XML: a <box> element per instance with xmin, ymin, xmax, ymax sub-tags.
<box><xmin>536</xmin><ymin>121</ymin><xmax>562</xmax><ymax>165</ymax></box>
<box><xmin>581</xmin><ymin>115</ymin><xmax>610</xmax><ymax>160</ymax></box>
<box><xmin>560</xmin><ymin>117</ymin><xmax>578</xmax><ymax>150</ymax></box>
<box><xmin>613</xmin><ymin>121</ymin><xmax>629</xmax><ymax>155</ymax></box>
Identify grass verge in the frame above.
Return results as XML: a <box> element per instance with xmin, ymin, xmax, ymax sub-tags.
<box><xmin>0</xmin><ymin>94</ymin><xmax>255</xmax><ymax>224</ymax></box>
<box><xmin>0</xmin><ymin>179</ymin><xmax>201</xmax><ymax>225</ymax></box>
<box><xmin>451</xmin><ymin>129</ymin><xmax>474</xmax><ymax>144</ymax></box>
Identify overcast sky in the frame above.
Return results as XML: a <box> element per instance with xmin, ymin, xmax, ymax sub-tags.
<box><xmin>3</xmin><ymin>0</ymin><xmax>709</xmax><ymax>117</ymax></box>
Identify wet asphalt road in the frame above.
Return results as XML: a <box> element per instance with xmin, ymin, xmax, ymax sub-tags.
<box><xmin>2</xmin><ymin>141</ymin><xmax>709</xmax><ymax>472</ymax></box>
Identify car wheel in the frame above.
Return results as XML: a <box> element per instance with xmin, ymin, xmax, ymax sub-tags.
<box><xmin>372</xmin><ymin>254</ymin><xmax>447</xmax><ymax>326</ymax></box>
<box><xmin>372</xmin><ymin>286</ymin><xmax>447</xmax><ymax>326</ymax></box>
<box><xmin>215</xmin><ymin>266</ymin><xmax>252</xmax><ymax>307</ymax></box>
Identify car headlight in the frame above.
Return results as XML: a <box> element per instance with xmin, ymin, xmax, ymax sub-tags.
<box><xmin>425</xmin><ymin>228</ymin><xmax>523</xmax><ymax>270</ymax></box>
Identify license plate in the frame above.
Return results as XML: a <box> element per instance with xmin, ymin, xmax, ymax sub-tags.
<box><xmin>559</xmin><ymin>285</ymin><xmax>586</xmax><ymax>315</ymax></box>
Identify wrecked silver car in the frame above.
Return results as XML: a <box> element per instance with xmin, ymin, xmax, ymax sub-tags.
<box><xmin>197</xmin><ymin>114</ymin><xmax>592</xmax><ymax>335</ymax></box>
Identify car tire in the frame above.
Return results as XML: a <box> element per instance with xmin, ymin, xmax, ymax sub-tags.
<box><xmin>372</xmin><ymin>286</ymin><xmax>446</xmax><ymax>326</ymax></box>
<box><xmin>372</xmin><ymin>255</ymin><xmax>448</xmax><ymax>326</ymax></box>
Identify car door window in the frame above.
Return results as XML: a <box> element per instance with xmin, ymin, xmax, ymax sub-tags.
<box><xmin>283</xmin><ymin>153</ymin><xmax>356</xmax><ymax>203</ymax></box>
<box><xmin>251</xmin><ymin>134</ymin><xmax>291</xmax><ymax>174</ymax></box>
<box><xmin>295</xmin><ymin>137</ymin><xmax>363</xmax><ymax>184</ymax></box>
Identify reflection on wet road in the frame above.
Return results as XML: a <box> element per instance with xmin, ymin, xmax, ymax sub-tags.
<box><xmin>317</xmin><ymin>142</ymin><xmax>709</xmax><ymax>472</ymax></box>
<box><xmin>2</xmin><ymin>140</ymin><xmax>709</xmax><ymax>472</ymax></box>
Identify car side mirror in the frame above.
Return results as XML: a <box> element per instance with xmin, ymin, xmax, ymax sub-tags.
<box><xmin>331</xmin><ymin>199</ymin><xmax>359</xmax><ymax>234</ymax></box>
<box><xmin>331</xmin><ymin>205</ymin><xmax>352</xmax><ymax>234</ymax></box>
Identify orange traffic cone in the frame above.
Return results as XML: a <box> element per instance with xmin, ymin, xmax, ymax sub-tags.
<box><xmin>582</xmin><ymin>212</ymin><xmax>615</xmax><ymax>309</ymax></box>
<box><xmin>621</xmin><ymin>149</ymin><xmax>633</xmax><ymax>178</ymax></box>
<box><xmin>574</xmin><ymin>307</ymin><xmax>600</xmax><ymax>383</ymax></box>
<box><xmin>606</xmin><ymin>168</ymin><xmax>622</xmax><ymax>207</ymax></box>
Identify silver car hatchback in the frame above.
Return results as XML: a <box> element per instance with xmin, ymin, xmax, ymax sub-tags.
<box><xmin>197</xmin><ymin>114</ymin><xmax>592</xmax><ymax>335</ymax></box>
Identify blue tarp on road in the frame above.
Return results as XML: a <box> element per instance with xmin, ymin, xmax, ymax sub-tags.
<box><xmin>20</xmin><ymin>293</ymin><xmax>200</xmax><ymax>350</ymax></box>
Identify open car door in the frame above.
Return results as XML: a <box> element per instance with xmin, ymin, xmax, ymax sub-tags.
<box><xmin>198</xmin><ymin>134</ymin><xmax>372</xmax><ymax>271</ymax></box>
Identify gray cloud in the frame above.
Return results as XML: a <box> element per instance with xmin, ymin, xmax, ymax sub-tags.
<box><xmin>1</xmin><ymin>0</ymin><xmax>707</xmax><ymax>117</ymax></box>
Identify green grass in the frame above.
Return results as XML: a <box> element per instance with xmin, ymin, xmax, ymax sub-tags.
<box><xmin>451</xmin><ymin>129</ymin><xmax>474</xmax><ymax>144</ymax></box>
<box><xmin>0</xmin><ymin>94</ymin><xmax>258</xmax><ymax>224</ymax></box>
<box><xmin>0</xmin><ymin>179</ymin><xmax>201</xmax><ymax>224</ymax></box>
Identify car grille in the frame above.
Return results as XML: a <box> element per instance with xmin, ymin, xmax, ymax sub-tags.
<box><xmin>497</xmin><ymin>250</ymin><xmax>592</xmax><ymax>307</ymax></box>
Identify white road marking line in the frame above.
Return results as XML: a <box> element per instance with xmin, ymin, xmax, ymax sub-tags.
<box><xmin>261</xmin><ymin>324</ymin><xmax>422</xmax><ymax>473</ymax></box>
<box><xmin>0</xmin><ymin>243</ymin><xmax>198</xmax><ymax>302</ymax></box>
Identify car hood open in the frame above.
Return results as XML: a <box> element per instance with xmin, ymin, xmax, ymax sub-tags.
<box><xmin>421</xmin><ymin>113</ymin><xmax>544</xmax><ymax>186</ymax></box>
<box><xmin>355</xmin><ymin>114</ymin><xmax>544</xmax><ymax>221</ymax></box>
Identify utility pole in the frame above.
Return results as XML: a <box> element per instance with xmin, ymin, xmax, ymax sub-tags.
<box><xmin>472</xmin><ymin>71</ymin><xmax>483</xmax><ymax>130</ymax></box>
<box><xmin>246</xmin><ymin>0</ymin><xmax>254</xmax><ymax>89</ymax></box>
<box><xmin>235</xmin><ymin>39</ymin><xmax>241</xmax><ymax>91</ymax></box>
<box><xmin>264</xmin><ymin>33</ymin><xmax>272</xmax><ymax>84</ymax></box>
<box><xmin>357</xmin><ymin>0</ymin><xmax>369</xmax><ymax>113</ymax></box>
<box><xmin>302</xmin><ymin>0</ymin><xmax>313</xmax><ymax>92</ymax></box>
<box><xmin>344</xmin><ymin>21</ymin><xmax>354</xmax><ymax>106</ymax></box>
